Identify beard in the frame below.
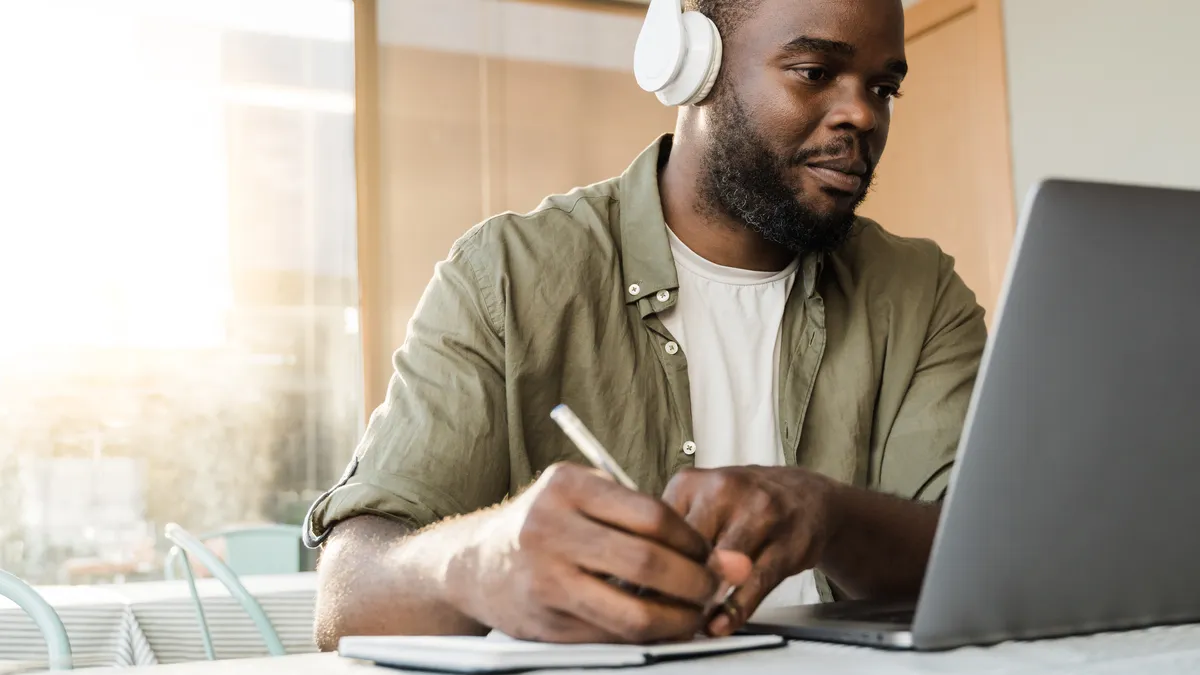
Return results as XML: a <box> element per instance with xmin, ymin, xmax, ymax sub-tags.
<box><xmin>698</xmin><ymin>92</ymin><xmax>874</xmax><ymax>255</ymax></box>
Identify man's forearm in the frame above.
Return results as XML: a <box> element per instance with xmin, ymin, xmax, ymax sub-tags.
<box><xmin>818</xmin><ymin>486</ymin><xmax>942</xmax><ymax>601</ymax></box>
<box><xmin>313</xmin><ymin>513</ymin><xmax>491</xmax><ymax>650</ymax></box>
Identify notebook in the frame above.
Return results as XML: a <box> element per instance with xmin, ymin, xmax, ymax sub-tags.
<box><xmin>337</xmin><ymin>633</ymin><xmax>787</xmax><ymax>673</ymax></box>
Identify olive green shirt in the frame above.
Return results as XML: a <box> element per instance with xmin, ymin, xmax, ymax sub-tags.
<box><xmin>307</xmin><ymin>135</ymin><xmax>987</xmax><ymax>595</ymax></box>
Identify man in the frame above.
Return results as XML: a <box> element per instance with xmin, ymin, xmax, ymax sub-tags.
<box><xmin>306</xmin><ymin>0</ymin><xmax>986</xmax><ymax>649</ymax></box>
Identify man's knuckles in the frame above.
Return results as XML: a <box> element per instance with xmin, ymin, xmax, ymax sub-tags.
<box><xmin>747</xmin><ymin>489</ymin><xmax>782</xmax><ymax>523</ymax></box>
<box><xmin>517</xmin><ymin>499</ymin><xmax>561</xmax><ymax>549</ymax></box>
<box><xmin>618</xmin><ymin>542</ymin><xmax>661</xmax><ymax>583</ymax></box>
<box><xmin>616</xmin><ymin>604</ymin><xmax>659</xmax><ymax>641</ymax></box>
<box><xmin>539</xmin><ymin>461</ymin><xmax>589</xmax><ymax>493</ymax></box>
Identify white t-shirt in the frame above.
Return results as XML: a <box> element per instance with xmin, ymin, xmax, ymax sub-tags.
<box><xmin>658</xmin><ymin>227</ymin><xmax>820</xmax><ymax>612</ymax></box>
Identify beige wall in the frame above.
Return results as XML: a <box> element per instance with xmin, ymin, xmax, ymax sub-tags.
<box><xmin>1003</xmin><ymin>0</ymin><xmax>1200</xmax><ymax>211</ymax></box>
<box><xmin>362</xmin><ymin>0</ymin><xmax>675</xmax><ymax>408</ymax></box>
<box><xmin>858</xmin><ymin>0</ymin><xmax>1015</xmax><ymax>321</ymax></box>
<box><xmin>374</xmin><ymin>43</ymin><xmax>674</xmax><ymax>343</ymax></box>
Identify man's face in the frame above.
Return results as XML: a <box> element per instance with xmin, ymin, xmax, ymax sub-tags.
<box><xmin>698</xmin><ymin>0</ymin><xmax>907</xmax><ymax>254</ymax></box>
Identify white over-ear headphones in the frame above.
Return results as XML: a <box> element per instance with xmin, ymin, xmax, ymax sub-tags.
<box><xmin>633</xmin><ymin>0</ymin><xmax>723</xmax><ymax>107</ymax></box>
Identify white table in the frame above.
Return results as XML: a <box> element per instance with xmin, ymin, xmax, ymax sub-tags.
<box><xmin>0</xmin><ymin>584</ymin><xmax>152</xmax><ymax>670</ymax></box>
<box><xmin>112</xmin><ymin>573</ymin><xmax>317</xmax><ymax>664</ymax></box>
<box><xmin>78</xmin><ymin>622</ymin><xmax>1200</xmax><ymax>674</ymax></box>
<box><xmin>0</xmin><ymin>573</ymin><xmax>316</xmax><ymax>670</ymax></box>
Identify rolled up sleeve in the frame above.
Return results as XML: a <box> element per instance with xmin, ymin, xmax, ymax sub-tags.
<box><xmin>878</xmin><ymin>252</ymin><xmax>987</xmax><ymax>502</ymax></box>
<box><xmin>306</xmin><ymin>236</ymin><xmax>510</xmax><ymax>544</ymax></box>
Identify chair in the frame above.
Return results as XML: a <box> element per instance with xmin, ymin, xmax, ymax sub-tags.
<box><xmin>163</xmin><ymin>523</ymin><xmax>294</xmax><ymax>660</ymax></box>
<box><xmin>0</xmin><ymin>570</ymin><xmax>73</xmax><ymax>670</ymax></box>
<box><xmin>164</xmin><ymin>524</ymin><xmax>305</xmax><ymax>580</ymax></box>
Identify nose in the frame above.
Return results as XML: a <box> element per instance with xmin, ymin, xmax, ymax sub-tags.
<box><xmin>825</xmin><ymin>80</ymin><xmax>879</xmax><ymax>134</ymax></box>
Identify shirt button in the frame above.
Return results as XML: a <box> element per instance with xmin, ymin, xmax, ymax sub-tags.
<box><xmin>682</xmin><ymin>441</ymin><xmax>697</xmax><ymax>456</ymax></box>
<box><xmin>628</xmin><ymin>283</ymin><xmax>641</xmax><ymax>296</ymax></box>
<box><xmin>664</xmin><ymin>341</ymin><xmax>679</xmax><ymax>355</ymax></box>
<box><xmin>656</xmin><ymin>290</ymin><xmax>671</xmax><ymax>302</ymax></box>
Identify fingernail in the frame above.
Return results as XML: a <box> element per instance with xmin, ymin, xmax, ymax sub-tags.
<box><xmin>709</xmin><ymin>615</ymin><xmax>732</xmax><ymax>636</ymax></box>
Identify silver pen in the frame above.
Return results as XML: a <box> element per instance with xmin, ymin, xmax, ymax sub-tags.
<box><xmin>550</xmin><ymin>404</ymin><xmax>639</xmax><ymax>491</ymax></box>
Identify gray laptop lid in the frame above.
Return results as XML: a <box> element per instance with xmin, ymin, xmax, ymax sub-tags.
<box><xmin>912</xmin><ymin>179</ymin><xmax>1200</xmax><ymax>650</ymax></box>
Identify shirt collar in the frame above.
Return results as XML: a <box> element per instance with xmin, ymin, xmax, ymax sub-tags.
<box><xmin>617</xmin><ymin>135</ymin><xmax>678</xmax><ymax>306</ymax></box>
<box><xmin>616</xmin><ymin>133</ymin><xmax>826</xmax><ymax>307</ymax></box>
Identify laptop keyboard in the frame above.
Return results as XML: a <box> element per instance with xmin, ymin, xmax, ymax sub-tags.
<box><xmin>819</xmin><ymin>604</ymin><xmax>915</xmax><ymax>625</ymax></box>
<box><xmin>853</xmin><ymin>608</ymin><xmax>916</xmax><ymax>625</ymax></box>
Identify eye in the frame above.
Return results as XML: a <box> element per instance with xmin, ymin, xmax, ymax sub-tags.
<box><xmin>871</xmin><ymin>83</ymin><xmax>905</xmax><ymax>101</ymax></box>
<box><xmin>792</xmin><ymin>66</ymin><xmax>830</xmax><ymax>83</ymax></box>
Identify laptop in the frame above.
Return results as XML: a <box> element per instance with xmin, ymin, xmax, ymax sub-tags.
<box><xmin>742</xmin><ymin>178</ymin><xmax>1200</xmax><ymax>650</ymax></box>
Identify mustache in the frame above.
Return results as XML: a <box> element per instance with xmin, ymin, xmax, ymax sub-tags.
<box><xmin>789</xmin><ymin>136</ymin><xmax>869</xmax><ymax>167</ymax></box>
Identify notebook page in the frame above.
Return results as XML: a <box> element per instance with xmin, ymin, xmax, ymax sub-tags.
<box><xmin>340</xmin><ymin>633</ymin><xmax>786</xmax><ymax>672</ymax></box>
<box><xmin>339</xmin><ymin>636</ymin><xmax>647</xmax><ymax>670</ymax></box>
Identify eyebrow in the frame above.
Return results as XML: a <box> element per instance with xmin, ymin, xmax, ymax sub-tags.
<box><xmin>781</xmin><ymin>36</ymin><xmax>856</xmax><ymax>57</ymax></box>
<box><xmin>885</xmin><ymin>58</ymin><xmax>909</xmax><ymax>78</ymax></box>
<box><xmin>781</xmin><ymin>35</ymin><xmax>909</xmax><ymax>78</ymax></box>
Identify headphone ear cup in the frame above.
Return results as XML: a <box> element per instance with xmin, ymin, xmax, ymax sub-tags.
<box><xmin>684</xmin><ymin>15</ymin><xmax>722</xmax><ymax>105</ymax></box>
<box><xmin>654</xmin><ymin>11</ymin><xmax>723</xmax><ymax>107</ymax></box>
<box><xmin>633</xmin><ymin>0</ymin><xmax>686</xmax><ymax>94</ymax></box>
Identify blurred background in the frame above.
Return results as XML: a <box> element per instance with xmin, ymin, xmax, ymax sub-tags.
<box><xmin>1</xmin><ymin>0</ymin><xmax>1197</xmax><ymax>588</ymax></box>
<box><xmin>0</xmin><ymin>0</ymin><xmax>361</xmax><ymax>585</ymax></box>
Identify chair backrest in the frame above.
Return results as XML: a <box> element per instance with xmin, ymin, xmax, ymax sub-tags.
<box><xmin>0</xmin><ymin>570</ymin><xmax>73</xmax><ymax>670</ymax></box>
<box><xmin>163</xmin><ymin>523</ymin><xmax>287</xmax><ymax>660</ymax></box>
<box><xmin>164</xmin><ymin>524</ymin><xmax>304</xmax><ymax>581</ymax></box>
<box><xmin>220</xmin><ymin>526</ymin><xmax>303</xmax><ymax>577</ymax></box>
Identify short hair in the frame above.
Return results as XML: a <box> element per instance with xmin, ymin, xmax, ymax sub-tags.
<box><xmin>683</xmin><ymin>0</ymin><xmax>761</xmax><ymax>99</ymax></box>
<box><xmin>684</xmin><ymin>0</ymin><xmax>759</xmax><ymax>40</ymax></box>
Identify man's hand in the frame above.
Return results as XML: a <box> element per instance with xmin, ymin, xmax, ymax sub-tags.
<box><xmin>449</xmin><ymin>462</ymin><xmax>752</xmax><ymax>644</ymax></box>
<box><xmin>662</xmin><ymin>466</ymin><xmax>841</xmax><ymax>636</ymax></box>
<box><xmin>663</xmin><ymin>466</ymin><xmax>943</xmax><ymax>636</ymax></box>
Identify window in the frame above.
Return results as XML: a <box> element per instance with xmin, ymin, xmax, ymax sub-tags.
<box><xmin>0</xmin><ymin>0</ymin><xmax>360</xmax><ymax>584</ymax></box>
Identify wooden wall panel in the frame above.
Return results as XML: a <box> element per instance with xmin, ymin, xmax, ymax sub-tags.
<box><xmin>859</xmin><ymin>11</ymin><xmax>992</xmax><ymax>310</ymax></box>
<box><xmin>857</xmin><ymin>0</ymin><xmax>1015</xmax><ymax>322</ymax></box>
<box><xmin>359</xmin><ymin>34</ymin><xmax>675</xmax><ymax>410</ymax></box>
<box><xmin>353</xmin><ymin>0</ymin><xmax>386</xmax><ymax>414</ymax></box>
